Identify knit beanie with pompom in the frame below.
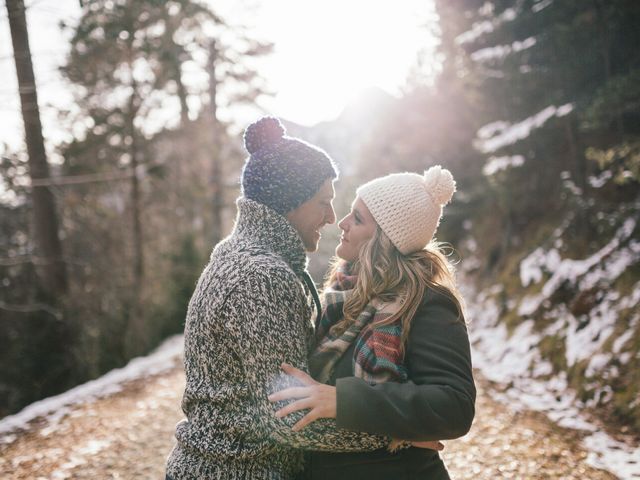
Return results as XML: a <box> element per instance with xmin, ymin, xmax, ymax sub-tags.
<box><xmin>356</xmin><ymin>166</ymin><xmax>456</xmax><ymax>255</ymax></box>
<box><xmin>241</xmin><ymin>116</ymin><xmax>338</xmax><ymax>215</ymax></box>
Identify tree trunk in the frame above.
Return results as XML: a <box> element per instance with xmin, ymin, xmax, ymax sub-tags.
<box><xmin>124</xmin><ymin>71</ymin><xmax>146</xmax><ymax>357</ymax></box>
<box><xmin>593</xmin><ymin>0</ymin><xmax>624</xmax><ymax>138</ymax></box>
<box><xmin>208</xmin><ymin>39</ymin><xmax>223</xmax><ymax>246</ymax></box>
<box><xmin>127</xmin><ymin>86</ymin><xmax>144</xmax><ymax>289</ymax></box>
<box><xmin>175</xmin><ymin>70</ymin><xmax>189</xmax><ymax>126</ymax></box>
<box><xmin>6</xmin><ymin>0</ymin><xmax>67</xmax><ymax>300</ymax></box>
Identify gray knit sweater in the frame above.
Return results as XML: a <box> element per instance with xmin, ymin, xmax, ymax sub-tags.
<box><xmin>166</xmin><ymin>198</ymin><xmax>386</xmax><ymax>480</ymax></box>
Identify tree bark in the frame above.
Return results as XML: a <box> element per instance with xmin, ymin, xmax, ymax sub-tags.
<box><xmin>593</xmin><ymin>0</ymin><xmax>624</xmax><ymax>138</ymax></box>
<box><xmin>175</xmin><ymin>70</ymin><xmax>189</xmax><ymax>126</ymax></box>
<box><xmin>208</xmin><ymin>39</ymin><xmax>223</xmax><ymax>246</ymax></box>
<box><xmin>6</xmin><ymin>0</ymin><xmax>68</xmax><ymax>300</ymax></box>
<box><xmin>127</xmin><ymin>86</ymin><xmax>144</xmax><ymax>290</ymax></box>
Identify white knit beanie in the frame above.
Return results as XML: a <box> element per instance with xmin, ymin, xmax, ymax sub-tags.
<box><xmin>356</xmin><ymin>165</ymin><xmax>456</xmax><ymax>255</ymax></box>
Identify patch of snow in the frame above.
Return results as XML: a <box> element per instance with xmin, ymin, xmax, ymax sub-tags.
<box><xmin>583</xmin><ymin>431</ymin><xmax>640</xmax><ymax>479</ymax></box>
<box><xmin>565</xmin><ymin>293</ymin><xmax>618</xmax><ymax>367</ymax></box>
<box><xmin>456</xmin><ymin>8</ymin><xmax>517</xmax><ymax>45</ymax></box>
<box><xmin>465</xmin><ymin>282</ymin><xmax>640</xmax><ymax>479</ymax></box>
<box><xmin>520</xmin><ymin>247</ymin><xmax>561</xmax><ymax>287</ymax></box>
<box><xmin>619</xmin><ymin>281</ymin><xmax>640</xmax><ymax>311</ymax></box>
<box><xmin>543</xmin><ymin>316</ymin><xmax>566</xmax><ymax>336</ymax></box>
<box><xmin>557</xmin><ymin>104</ymin><xmax>573</xmax><ymax>116</ymax></box>
<box><xmin>482</xmin><ymin>155</ymin><xmax>525</xmax><ymax>176</ymax></box>
<box><xmin>585</xmin><ymin>353</ymin><xmax>611</xmax><ymax>377</ymax></box>
<box><xmin>562</xmin><ymin>175</ymin><xmax>583</xmax><ymax>196</ymax></box>
<box><xmin>532</xmin><ymin>360</ymin><xmax>553</xmax><ymax>377</ymax></box>
<box><xmin>471</xmin><ymin>37</ymin><xmax>536</xmax><ymax>62</ymax></box>
<box><xmin>542</xmin><ymin>219</ymin><xmax>636</xmax><ymax>299</ymax></box>
<box><xmin>589</xmin><ymin>171</ymin><xmax>614</xmax><ymax>188</ymax></box>
<box><xmin>0</xmin><ymin>335</ymin><xmax>183</xmax><ymax>443</ymax></box>
<box><xmin>477</xmin><ymin>121</ymin><xmax>510</xmax><ymax>139</ymax></box>
<box><xmin>471</xmin><ymin>45</ymin><xmax>511</xmax><ymax>62</ymax></box>
<box><xmin>479</xmin><ymin>2</ymin><xmax>493</xmax><ymax>16</ymax></box>
<box><xmin>532</xmin><ymin>0</ymin><xmax>553</xmax><ymax>13</ymax></box>
<box><xmin>517</xmin><ymin>294</ymin><xmax>544</xmax><ymax>316</ymax></box>
<box><xmin>477</xmin><ymin>104</ymin><xmax>574</xmax><ymax>153</ymax></box>
<box><xmin>619</xmin><ymin>352</ymin><xmax>632</xmax><ymax>365</ymax></box>
<box><xmin>581</xmin><ymin>240</ymin><xmax>640</xmax><ymax>290</ymax></box>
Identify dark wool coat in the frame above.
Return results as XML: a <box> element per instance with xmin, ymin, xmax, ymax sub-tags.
<box><xmin>166</xmin><ymin>198</ymin><xmax>385</xmax><ymax>480</ymax></box>
<box><xmin>306</xmin><ymin>289</ymin><xmax>476</xmax><ymax>480</ymax></box>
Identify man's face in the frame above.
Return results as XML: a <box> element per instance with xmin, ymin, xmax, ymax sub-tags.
<box><xmin>286</xmin><ymin>179</ymin><xmax>336</xmax><ymax>252</ymax></box>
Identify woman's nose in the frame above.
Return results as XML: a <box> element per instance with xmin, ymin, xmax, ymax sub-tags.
<box><xmin>338</xmin><ymin>216</ymin><xmax>348</xmax><ymax>231</ymax></box>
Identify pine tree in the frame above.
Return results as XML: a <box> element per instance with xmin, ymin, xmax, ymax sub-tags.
<box><xmin>449</xmin><ymin>0</ymin><xmax>640</xmax><ymax>244</ymax></box>
<box><xmin>59</xmin><ymin>0</ymin><xmax>271</xmax><ymax>355</ymax></box>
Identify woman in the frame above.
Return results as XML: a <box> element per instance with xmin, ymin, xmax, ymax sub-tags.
<box><xmin>269</xmin><ymin>166</ymin><xmax>476</xmax><ymax>479</ymax></box>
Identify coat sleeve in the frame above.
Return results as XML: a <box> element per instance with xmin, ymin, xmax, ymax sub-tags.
<box><xmin>335</xmin><ymin>292</ymin><xmax>476</xmax><ymax>441</ymax></box>
<box><xmin>226</xmin><ymin>265</ymin><xmax>388</xmax><ymax>452</ymax></box>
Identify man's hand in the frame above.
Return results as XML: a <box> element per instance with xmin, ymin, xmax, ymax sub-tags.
<box><xmin>268</xmin><ymin>363</ymin><xmax>337</xmax><ymax>431</ymax></box>
<box><xmin>411</xmin><ymin>440</ymin><xmax>445</xmax><ymax>451</ymax></box>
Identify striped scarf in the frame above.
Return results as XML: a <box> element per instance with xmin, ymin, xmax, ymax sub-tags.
<box><xmin>308</xmin><ymin>264</ymin><xmax>408</xmax><ymax>385</ymax></box>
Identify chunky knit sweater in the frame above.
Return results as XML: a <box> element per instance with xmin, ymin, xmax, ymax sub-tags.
<box><xmin>165</xmin><ymin>198</ymin><xmax>386</xmax><ymax>480</ymax></box>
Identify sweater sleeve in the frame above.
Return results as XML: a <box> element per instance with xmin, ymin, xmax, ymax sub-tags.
<box><xmin>226</xmin><ymin>265</ymin><xmax>388</xmax><ymax>452</ymax></box>
<box><xmin>335</xmin><ymin>292</ymin><xmax>476</xmax><ymax>441</ymax></box>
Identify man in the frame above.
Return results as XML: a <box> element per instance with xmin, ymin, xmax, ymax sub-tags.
<box><xmin>165</xmin><ymin>117</ymin><xmax>385</xmax><ymax>480</ymax></box>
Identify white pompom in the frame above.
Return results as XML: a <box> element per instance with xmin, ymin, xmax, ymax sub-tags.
<box><xmin>423</xmin><ymin>165</ymin><xmax>456</xmax><ymax>205</ymax></box>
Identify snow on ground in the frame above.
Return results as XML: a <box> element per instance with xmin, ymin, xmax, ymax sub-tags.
<box><xmin>463</xmin><ymin>233</ymin><xmax>640</xmax><ymax>480</ymax></box>
<box><xmin>516</xmin><ymin>218</ymin><xmax>639</xmax><ymax>318</ymax></box>
<box><xmin>0</xmin><ymin>335</ymin><xmax>183</xmax><ymax>444</ymax></box>
<box><xmin>466</xmin><ymin>287</ymin><xmax>640</xmax><ymax>479</ymax></box>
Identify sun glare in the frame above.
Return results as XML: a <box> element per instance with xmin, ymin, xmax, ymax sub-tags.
<box><xmin>252</xmin><ymin>0</ymin><xmax>438</xmax><ymax>125</ymax></box>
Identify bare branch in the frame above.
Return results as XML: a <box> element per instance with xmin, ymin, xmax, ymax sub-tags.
<box><xmin>0</xmin><ymin>300</ymin><xmax>63</xmax><ymax>319</ymax></box>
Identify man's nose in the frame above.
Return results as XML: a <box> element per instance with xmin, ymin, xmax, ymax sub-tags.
<box><xmin>325</xmin><ymin>205</ymin><xmax>337</xmax><ymax>225</ymax></box>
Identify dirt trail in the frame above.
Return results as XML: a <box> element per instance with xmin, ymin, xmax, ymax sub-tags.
<box><xmin>0</xmin><ymin>368</ymin><xmax>616</xmax><ymax>479</ymax></box>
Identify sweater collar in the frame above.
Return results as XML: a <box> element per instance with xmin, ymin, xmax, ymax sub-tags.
<box><xmin>233</xmin><ymin>197</ymin><xmax>308</xmax><ymax>275</ymax></box>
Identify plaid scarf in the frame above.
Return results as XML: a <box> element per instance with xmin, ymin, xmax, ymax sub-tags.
<box><xmin>308</xmin><ymin>263</ymin><xmax>408</xmax><ymax>385</ymax></box>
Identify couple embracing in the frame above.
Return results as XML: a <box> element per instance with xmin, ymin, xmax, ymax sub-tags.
<box><xmin>165</xmin><ymin>117</ymin><xmax>476</xmax><ymax>480</ymax></box>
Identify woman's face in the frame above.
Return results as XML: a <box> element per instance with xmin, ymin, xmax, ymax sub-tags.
<box><xmin>335</xmin><ymin>197</ymin><xmax>377</xmax><ymax>262</ymax></box>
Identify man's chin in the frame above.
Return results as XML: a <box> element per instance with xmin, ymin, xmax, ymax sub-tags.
<box><xmin>303</xmin><ymin>233</ymin><xmax>321</xmax><ymax>252</ymax></box>
<box><xmin>304</xmin><ymin>242</ymin><xmax>319</xmax><ymax>253</ymax></box>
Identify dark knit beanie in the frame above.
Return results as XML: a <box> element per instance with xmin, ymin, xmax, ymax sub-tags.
<box><xmin>241</xmin><ymin>116</ymin><xmax>338</xmax><ymax>215</ymax></box>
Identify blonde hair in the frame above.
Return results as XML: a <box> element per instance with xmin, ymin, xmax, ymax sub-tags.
<box><xmin>324</xmin><ymin>226</ymin><xmax>465</xmax><ymax>355</ymax></box>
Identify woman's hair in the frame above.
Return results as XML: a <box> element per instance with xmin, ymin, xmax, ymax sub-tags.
<box><xmin>324</xmin><ymin>225</ymin><xmax>465</xmax><ymax>355</ymax></box>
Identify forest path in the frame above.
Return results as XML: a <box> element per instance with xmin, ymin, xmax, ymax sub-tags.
<box><xmin>0</xmin><ymin>366</ymin><xmax>617</xmax><ymax>480</ymax></box>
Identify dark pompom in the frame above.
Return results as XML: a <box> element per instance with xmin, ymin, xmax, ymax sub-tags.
<box><xmin>243</xmin><ymin>116</ymin><xmax>286</xmax><ymax>155</ymax></box>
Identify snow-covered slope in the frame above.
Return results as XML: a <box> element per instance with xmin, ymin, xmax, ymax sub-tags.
<box><xmin>462</xmin><ymin>205</ymin><xmax>640</xmax><ymax>479</ymax></box>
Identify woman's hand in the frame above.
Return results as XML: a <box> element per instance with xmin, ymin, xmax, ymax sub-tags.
<box><xmin>267</xmin><ymin>363</ymin><xmax>337</xmax><ymax>431</ymax></box>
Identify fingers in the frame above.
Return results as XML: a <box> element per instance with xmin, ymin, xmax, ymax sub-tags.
<box><xmin>411</xmin><ymin>440</ymin><xmax>445</xmax><ymax>451</ymax></box>
<box><xmin>281</xmin><ymin>363</ymin><xmax>317</xmax><ymax>385</ymax></box>
<box><xmin>292</xmin><ymin>410</ymin><xmax>320</xmax><ymax>432</ymax></box>
<box><xmin>275</xmin><ymin>398</ymin><xmax>314</xmax><ymax>418</ymax></box>
<box><xmin>268</xmin><ymin>386</ymin><xmax>311</xmax><ymax>402</ymax></box>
